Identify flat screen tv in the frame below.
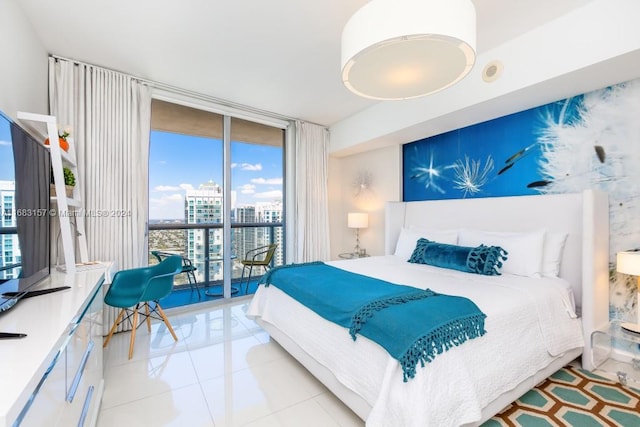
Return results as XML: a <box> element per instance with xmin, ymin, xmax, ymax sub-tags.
<box><xmin>0</xmin><ymin>110</ymin><xmax>50</xmax><ymax>313</ymax></box>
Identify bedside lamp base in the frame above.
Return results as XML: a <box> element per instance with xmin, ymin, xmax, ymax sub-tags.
<box><xmin>620</xmin><ymin>322</ymin><xmax>640</xmax><ymax>335</ymax></box>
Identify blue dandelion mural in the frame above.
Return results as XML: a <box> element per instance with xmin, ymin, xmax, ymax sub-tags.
<box><xmin>402</xmin><ymin>97</ymin><xmax>583</xmax><ymax>201</ymax></box>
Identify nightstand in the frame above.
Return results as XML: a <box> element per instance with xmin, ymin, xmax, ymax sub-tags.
<box><xmin>338</xmin><ymin>252</ymin><xmax>371</xmax><ymax>259</ymax></box>
<box><xmin>591</xmin><ymin>320</ymin><xmax>640</xmax><ymax>386</ymax></box>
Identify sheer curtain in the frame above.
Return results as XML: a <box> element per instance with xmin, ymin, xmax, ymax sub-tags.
<box><xmin>48</xmin><ymin>57</ymin><xmax>151</xmax><ymax>272</ymax></box>
<box><xmin>290</xmin><ymin>120</ymin><xmax>331</xmax><ymax>262</ymax></box>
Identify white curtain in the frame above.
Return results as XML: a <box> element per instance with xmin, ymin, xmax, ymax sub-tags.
<box><xmin>48</xmin><ymin>57</ymin><xmax>151</xmax><ymax>271</ymax></box>
<box><xmin>290</xmin><ymin>120</ymin><xmax>330</xmax><ymax>262</ymax></box>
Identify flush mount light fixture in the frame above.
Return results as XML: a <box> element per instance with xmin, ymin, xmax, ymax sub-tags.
<box><xmin>341</xmin><ymin>0</ymin><xmax>476</xmax><ymax>100</ymax></box>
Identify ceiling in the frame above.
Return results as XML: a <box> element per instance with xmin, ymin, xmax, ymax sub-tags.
<box><xmin>18</xmin><ymin>0</ymin><xmax>593</xmax><ymax>127</ymax></box>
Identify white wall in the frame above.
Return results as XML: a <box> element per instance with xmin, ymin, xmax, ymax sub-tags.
<box><xmin>0</xmin><ymin>0</ymin><xmax>48</xmax><ymax>120</ymax></box>
<box><xmin>328</xmin><ymin>145</ymin><xmax>400</xmax><ymax>260</ymax></box>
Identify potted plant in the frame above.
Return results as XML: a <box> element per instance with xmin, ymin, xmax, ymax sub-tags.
<box><xmin>63</xmin><ymin>167</ymin><xmax>76</xmax><ymax>197</ymax></box>
<box><xmin>50</xmin><ymin>167</ymin><xmax>76</xmax><ymax>198</ymax></box>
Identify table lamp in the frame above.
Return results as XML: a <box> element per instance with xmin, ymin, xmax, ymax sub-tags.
<box><xmin>348</xmin><ymin>212</ymin><xmax>368</xmax><ymax>254</ymax></box>
<box><xmin>616</xmin><ymin>250</ymin><xmax>640</xmax><ymax>334</ymax></box>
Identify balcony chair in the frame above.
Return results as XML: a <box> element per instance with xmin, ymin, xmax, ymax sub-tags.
<box><xmin>151</xmin><ymin>250</ymin><xmax>200</xmax><ymax>299</ymax></box>
<box><xmin>239</xmin><ymin>244</ymin><xmax>277</xmax><ymax>293</ymax></box>
<box><xmin>103</xmin><ymin>255</ymin><xmax>182</xmax><ymax>359</ymax></box>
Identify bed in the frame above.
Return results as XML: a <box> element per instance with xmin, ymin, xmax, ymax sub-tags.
<box><xmin>247</xmin><ymin>190</ymin><xmax>610</xmax><ymax>426</ymax></box>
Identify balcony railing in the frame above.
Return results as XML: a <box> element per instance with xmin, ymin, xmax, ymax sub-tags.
<box><xmin>148</xmin><ymin>222</ymin><xmax>283</xmax><ymax>295</ymax></box>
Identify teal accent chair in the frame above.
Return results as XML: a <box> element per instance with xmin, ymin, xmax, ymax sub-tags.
<box><xmin>103</xmin><ymin>255</ymin><xmax>182</xmax><ymax>359</ymax></box>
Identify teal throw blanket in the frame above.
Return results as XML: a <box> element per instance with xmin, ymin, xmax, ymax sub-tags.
<box><xmin>260</xmin><ymin>262</ymin><xmax>487</xmax><ymax>381</ymax></box>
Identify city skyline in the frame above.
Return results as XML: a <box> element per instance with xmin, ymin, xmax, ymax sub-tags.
<box><xmin>149</xmin><ymin>130</ymin><xmax>283</xmax><ymax>220</ymax></box>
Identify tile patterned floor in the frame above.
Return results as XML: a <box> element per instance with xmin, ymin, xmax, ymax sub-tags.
<box><xmin>98</xmin><ymin>297</ymin><xmax>365</xmax><ymax>427</ymax></box>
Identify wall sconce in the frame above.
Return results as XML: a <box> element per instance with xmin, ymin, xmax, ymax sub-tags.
<box><xmin>616</xmin><ymin>250</ymin><xmax>640</xmax><ymax>334</ymax></box>
<box><xmin>348</xmin><ymin>212</ymin><xmax>369</xmax><ymax>254</ymax></box>
<box><xmin>353</xmin><ymin>170</ymin><xmax>372</xmax><ymax>198</ymax></box>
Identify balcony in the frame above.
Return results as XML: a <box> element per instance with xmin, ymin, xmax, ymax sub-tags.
<box><xmin>148</xmin><ymin>221</ymin><xmax>283</xmax><ymax>309</ymax></box>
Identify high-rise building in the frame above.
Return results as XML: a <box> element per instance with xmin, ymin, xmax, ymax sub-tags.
<box><xmin>233</xmin><ymin>201</ymin><xmax>282</xmax><ymax>278</ymax></box>
<box><xmin>234</xmin><ymin>206</ymin><xmax>257</xmax><ymax>266</ymax></box>
<box><xmin>0</xmin><ymin>181</ymin><xmax>19</xmax><ymax>280</ymax></box>
<box><xmin>255</xmin><ymin>201</ymin><xmax>283</xmax><ymax>266</ymax></box>
<box><xmin>185</xmin><ymin>181</ymin><xmax>224</xmax><ymax>282</ymax></box>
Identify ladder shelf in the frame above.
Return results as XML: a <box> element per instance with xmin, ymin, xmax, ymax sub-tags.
<box><xmin>17</xmin><ymin>111</ymin><xmax>88</xmax><ymax>274</ymax></box>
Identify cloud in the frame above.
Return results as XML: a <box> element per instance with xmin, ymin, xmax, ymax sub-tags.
<box><xmin>0</xmin><ymin>140</ymin><xmax>10</xmax><ymax>146</ymax></box>
<box><xmin>156</xmin><ymin>160</ymin><xmax>167</xmax><ymax>165</ymax></box>
<box><xmin>149</xmin><ymin>193</ymin><xmax>183</xmax><ymax>206</ymax></box>
<box><xmin>166</xmin><ymin>193</ymin><xmax>183</xmax><ymax>202</ymax></box>
<box><xmin>153</xmin><ymin>183</ymin><xmax>194</xmax><ymax>192</ymax></box>
<box><xmin>231</xmin><ymin>163</ymin><xmax>237</xmax><ymax>168</ymax></box>
<box><xmin>254</xmin><ymin>190</ymin><xmax>282</xmax><ymax>199</ymax></box>
<box><xmin>251</xmin><ymin>177</ymin><xmax>283</xmax><ymax>185</ymax></box>
<box><xmin>240</xmin><ymin>163</ymin><xmax>262</xmax><ymax>171</ymax></box>
<box><xmin>239</xmin><ymin>184</ymin><xmax>256</xmax><ymax>194</ymax></box>
<box><xmin>154</xmin><ymin>185</ymin><xmax>181</xmax><ymax>192</ymax></box>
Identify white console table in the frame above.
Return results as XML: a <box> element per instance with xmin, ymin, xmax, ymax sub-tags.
<box><xmin>0</xmin><ymin>264</ymin><xmax>113</xmax><ymax>427</ymax></box>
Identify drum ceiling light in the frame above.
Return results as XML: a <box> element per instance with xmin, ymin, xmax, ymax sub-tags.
<box><xmin>341</xmin><ymin>0</ymin><xmax>477</xmax><ymax>100</ymax></box>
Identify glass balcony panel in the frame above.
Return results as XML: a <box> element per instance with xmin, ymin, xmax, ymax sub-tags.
<box><xmin>149</xmin><ymin>223</ymin><xmax>283</xmax><ymax>307</ymax></box>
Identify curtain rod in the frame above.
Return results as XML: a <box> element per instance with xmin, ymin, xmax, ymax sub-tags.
<box><xmin>49</xmin><ymin>54</ymin><xmax>324</xmax><ymax>127</ymax></box>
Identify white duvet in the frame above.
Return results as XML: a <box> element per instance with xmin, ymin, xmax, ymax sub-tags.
<box><xmin>247</xmin><ymin>256</ymin><xmax>584</xmax><ymax>426</ymax></box>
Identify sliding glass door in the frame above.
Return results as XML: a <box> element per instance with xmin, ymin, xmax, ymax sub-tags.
<box><xmin>148</xmin><ymin>100</ymin><xmax>284</xmax><ymax>307</ymax></box>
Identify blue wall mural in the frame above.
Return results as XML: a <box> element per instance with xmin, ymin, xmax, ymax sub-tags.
<box><xmin>402</xmin><ymin>79</ymin><xmax>640</xmax><ymax>324</ymax></box>
<box><xmin>403</xmin><ymin>96</ymin><xmax>583</xmax><ymax>201</ymax></box>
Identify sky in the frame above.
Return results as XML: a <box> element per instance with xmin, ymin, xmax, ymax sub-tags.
<box><xmin>0</xmin><ymin>114</ymin><xmax>13</xmax><ymax>182</ymax></box>
<box><xmin>148</xmin><ymin>130</ymin><xmax>283</xmax><ymax>220</ymax></box>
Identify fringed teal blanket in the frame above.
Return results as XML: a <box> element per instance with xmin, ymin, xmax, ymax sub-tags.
<box><xmin>260</xmin><ymin>262</ymin><xmax>487</xmax><ymax>382</ymax></box>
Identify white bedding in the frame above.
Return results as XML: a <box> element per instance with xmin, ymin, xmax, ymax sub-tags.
<box><xmin>247</xmin><ymin>256</ymin><xmax>584</xmax><ymax>426</ymax></box>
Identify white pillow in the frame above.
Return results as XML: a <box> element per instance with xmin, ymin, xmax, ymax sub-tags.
<box><xmin>394</xmin><ymin>227</ymin><xmax>459</xmax><ymax>260</ymax></box>
<box><xmin>542</xmin><ymin>232</ymin><xmax>568</xmax><ymax>277</ymax></box>
<box><xmin>458</xmin><ymin>229</ymin><xmax>545</xmax><ymax>278</ymax></box>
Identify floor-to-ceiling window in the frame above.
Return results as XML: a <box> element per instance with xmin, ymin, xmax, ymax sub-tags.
<box><xmin>147</xmin><ymin>100</ymin><xmax>285</xmax><ymax>308</ymax></box>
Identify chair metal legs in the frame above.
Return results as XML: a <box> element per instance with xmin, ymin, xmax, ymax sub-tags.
<box><xmin>103</xmin><ymin>302</ymin><xmax>178</xmax><ymax>360</ymax></box>
<box><xmin>184</xmin><ymin>268</ymin><xmax>201</xmax><ymax>299</ymax></box>
<box><xmin>240</xmin><ymin>264</ymin><xmax>271</xmax><ymax>294</ymax></box>
<box><xmin>240</xmin><ymin>264</ymin><xmax>253</xmax><ymax>294</ymax></box>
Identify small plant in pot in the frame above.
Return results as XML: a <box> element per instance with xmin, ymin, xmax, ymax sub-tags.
<box><xmin>50</xmin><ymin>167</ymin><xmax>76</xmax><ymax>198</ymax></box>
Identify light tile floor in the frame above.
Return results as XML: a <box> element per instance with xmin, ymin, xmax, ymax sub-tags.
<box><xmin>98</xmin><ymin>297</ymin><xmax>365</xmax><ymax>427</ymax></box>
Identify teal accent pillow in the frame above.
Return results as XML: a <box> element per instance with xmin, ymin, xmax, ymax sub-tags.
<box><xmin>408</xmin><ymin>237</ymin><xmax>434</xmax><ymax>263</ymax></box>
<box><xmin>408</xmin><ymin>238</ymin><xmax>508</xmax><ymax>276</ymax></box>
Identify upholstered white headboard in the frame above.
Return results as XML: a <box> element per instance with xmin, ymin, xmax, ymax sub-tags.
<box><xmin>385</xmin><ymin>190</ymin><xmax>609</xmax><ymax>370</ymax></box>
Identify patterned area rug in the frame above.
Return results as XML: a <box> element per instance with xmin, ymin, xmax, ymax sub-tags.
<box><xmin>483</xmin><ymin>365</ymin><xmax>640</xmax><ymax>426</ymax></box>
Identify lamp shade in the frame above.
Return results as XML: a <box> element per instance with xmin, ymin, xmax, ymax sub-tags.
<box><xmin>348</xmin><ymin>212</ymin><xmax>369</xmax><ymax>229</ymax></box>
<box><xmin>616</xmin><ymin>251</ymin><xmax>640</xmax><ymax>275</ymax></box>
<box><xmin>341</xmin><ymin>0</ymin><xmax>476</xmax><ymax>100</ymax></box>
